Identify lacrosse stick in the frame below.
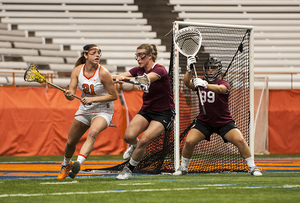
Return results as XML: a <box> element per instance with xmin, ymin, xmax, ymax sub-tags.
<box><xmin>174</xmin><ymin>27</ymin><xmax>206</xmax><ymax>115</ymax></box>
<box><xmin>114</xmin><ymin>73</ymin><xmax>150</xmax><ymax>89</ymax></box>
<box><xmin>24</xmin><ymin>64</ymin><xmax>81</xmax><ymax>100</ymax></box>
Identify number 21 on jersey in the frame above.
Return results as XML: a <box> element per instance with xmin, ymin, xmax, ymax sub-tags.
<box><xmin>82</xmin><ymin>84</ymin><xmax>96</xmax><ymax>95</ymax></box>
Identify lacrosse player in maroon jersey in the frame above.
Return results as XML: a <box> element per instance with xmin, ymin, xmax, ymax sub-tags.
<box><xmin>57</xmin><ymin>44</ymin><xmax>118</xmax><ymax>179</ymax></box>
<box><xmin>113</xmin><ymin>44</ymin><xmax>175</xmax><ymax>179</ymax></box>
<box><xmin>173</xmin><ymin>57</ymin><xmax>262</xmax><ymax>176</ymax></box>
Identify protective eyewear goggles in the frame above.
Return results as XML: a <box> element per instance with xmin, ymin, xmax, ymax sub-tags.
<box><xmin>85</xmin><ymin>48</ymin><xmax>102</xmax><ymax>55</ymax></box>
<box><xmin>135</xmin><ymin>52</ymin><xmax>150</xmax><ymax>60</ymax></box>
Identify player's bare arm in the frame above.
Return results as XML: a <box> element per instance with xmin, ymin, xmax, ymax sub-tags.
<box><xmin>183</xmin><ymin>70</ymin><xmax>227</xmax><ymax>94</ymax></box>
<box><xmin>147</xmin><ymin>72</ymin><xmax>160</xmax><ymax>83</ymax></box>
<box><xmin>183</xmin><ymin>71</ymin><xmax>194</xmax><ymax>89</ymax></box>
<box><xmin>112</xmin><ymin>72</ymin><xmax>132</xmax><ymax>83</ymax></box>
<box><xmin>206</xmin><ymin>84</ymin><xmax>227</xmax><ymax>94</ymax></box>
<box><xmin>65</xmin><ymin>65</ymin><xmax>81</xmax><ymax>100</ymax></box>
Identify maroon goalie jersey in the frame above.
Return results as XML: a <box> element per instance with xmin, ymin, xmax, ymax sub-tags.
<box><xmin>197</xmin><ymin>78</ymin><xmax>233</xmax><ymax>127</ymax></box>
<box><xmin>129</xmin><ymin>63</ymin><xmax>175</xmax><ymax>111</ymax></box>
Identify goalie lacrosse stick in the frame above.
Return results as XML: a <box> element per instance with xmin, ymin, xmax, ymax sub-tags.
<box><xmin>174</xmin><ymin>27</ymin><xmax>206</xmax><ymax>115</ymax></box>
<box><xmin>24</xmin><ymin>64</ymin><xmax>81</xmax><ymax>100</ymax></box>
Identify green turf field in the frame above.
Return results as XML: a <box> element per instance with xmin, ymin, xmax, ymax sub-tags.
<box><xmin>1</xmin><ymin>155</ymin><xmax>300</xmax><ymax>203</ymax></box>
<box><xmin>1</xmin><ymin>172</ymin><xmax>300</xmax><ymax>203</ymax></box>
<box><xmin>0</xmin><ymin>153</ymin><xmax>299</xmax><ymax>163</ymax></box>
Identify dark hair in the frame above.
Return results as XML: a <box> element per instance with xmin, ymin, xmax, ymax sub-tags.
<box><xmin>137</xmin><ymin>44</ymin><xmax>157</xmax><ymax>62</ymax></box>
<box><xmin>75</xmin><ymin>44</ymin><xmax>98</xmax><ymax>67</ymax></box>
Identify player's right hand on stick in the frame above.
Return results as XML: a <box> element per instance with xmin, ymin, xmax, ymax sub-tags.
<box><xmin>193</xmin><ymin>78</ymin><xmax>208</xmax><ymax>89</ymax></box>
<box><xmin>187</xmin><ymin>56</ymin><xmax>196</xmax><ymax>72</ymax></box>
<box><xmin>81</xmin><ymin>97</ymin><xmax>92</xmax><ymax>105</ymax></box>
<box><xmin>114</xmin><ymin>76</ymin><xmax>125</xmax><ymax>84</ymax></box>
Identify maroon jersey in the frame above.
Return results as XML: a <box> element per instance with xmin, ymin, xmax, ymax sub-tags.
<box><xmin>129</xmin><ymin>63</ymin><xmax>175</xmax><ymax>111</ymax></box>
<box><xmin>197</xmin><ymin>78</ymin><xmax>233</xmax><ymax>127</ymax></box>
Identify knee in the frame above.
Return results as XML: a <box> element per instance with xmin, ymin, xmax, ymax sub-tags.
<box><xmin>234</xmin><ymin>138</ymin><xmax>247</xmax><ymax>148</ymax></box>
<box><xmin>87</xmin><ymin>129</ymin><xmax>98</xmax><ymax>141</ymax></box>
<box><xmin>66</xmin><ymin>142</ymin><xmax>76</xmax><ymax>149</ymax></box>
<box><xmin>136</xmin><ymin>138</ymin><xmax>149</xmax><ymax>149</ymax></box>
<box><xmin>123</xmin><ymin>133</ymin><xmax>131</xmax><ymax>143</ymax></box>
<box><xmin>184</xmin><ymin>139</ymin><xmax>197</xmax><ymax>149</ymax></box>
<box><xmin>124</xmin><ymin>130</ymin><xmax>137</xmax><ymax>144</ymax></box>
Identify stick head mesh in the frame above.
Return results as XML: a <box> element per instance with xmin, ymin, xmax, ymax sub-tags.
<box><xmin>135</xmin><ymin>73</ymin><xmax>150</xmax><ymax>87</ymax></box>
<box><xmin>174</xmin><ymin>27</ymin><xmax>202</xmax><ymax>57</ymax></box>
<box><xmin>24</xmin><ymin>64</ymin><xmax>46</xmax><ymax>83</ymax></box>
<box><xmin>135</xmin><ymin>73</ymin><xmax>151</xmax><ymax>92</ymax></box>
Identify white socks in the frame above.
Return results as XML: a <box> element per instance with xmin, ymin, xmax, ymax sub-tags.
<box><xmin>129</xmin><ymin>157</ymin><xmax>139</xmax><ymax>167</ymax></box>
<box><xmin>63</xmin><ymin>156</ymin><xmax>71</xmax><ymax>166</ymax></box>
<box><xmin>245</xmin><ymin>157</ymin><xmax>256</xmax><ymax>168</ymax></box>
<box><xmin>63</xmin><ymin>154</ymin><xmax>87</xmax><ymax>166</ymax></box>
<box><xmin>181</xmin><ymin>156</ymin><xmax>191</xmax><ymax>168</ymax></box>
<box><xmin>77</xmin><ymin>154</ymin><xmax>87</xmax><ymax>165</ymax></box>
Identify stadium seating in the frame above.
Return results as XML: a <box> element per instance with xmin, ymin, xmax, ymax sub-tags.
<box><xmin>0</xmin><ymin>0</ymin><xmax>299</xmax><ymax>89</ymax></box>
<box><xmin>0</xmin><ymin>0</ymin><xmax>169</xmax><ymax>87</ymax></box>
<box><xmin>170</xmin><ymin>0</ymin><xmax>300</xmax><ymax>88</ymax></box>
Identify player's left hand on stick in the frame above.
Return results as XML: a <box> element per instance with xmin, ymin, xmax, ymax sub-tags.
<box><xmin>187</xmin><ymin>56</ymin><xmax>196</xmax><ymax>72</ymax></box>
<box><xmin>64</xmin><ymin>90</ymin><xmax>75</xmax><ymax>100</ymax></box>
<box><xmin>193</xmin><ymin>78</ymin><xmax>208</xmax><ymax>89</ymax></box>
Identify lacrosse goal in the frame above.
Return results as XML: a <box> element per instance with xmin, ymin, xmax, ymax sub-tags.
<box><xmin>84</xmin><ymin>21</ymin><xmax>254</xmax><ymax>174</ymax></box>
<box><xmin>171</xmin><ymin>21</ymin><xmax>254</xmax><ymax>173</ymax></box>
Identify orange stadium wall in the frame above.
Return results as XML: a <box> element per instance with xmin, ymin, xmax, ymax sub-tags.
<box><xmin>0</xmin><ymin>87</ymin><xmax>299</xmax><ymax>156</ymax></box>
<box><xmin>268</xmin><ymin>89</ymin><xmax>300</xmax><ymax>154</ymax></box>
<box><xmin>0</xmin><ymin>87</ymin><xmax>143</xmax><ymax>157</ymax></box>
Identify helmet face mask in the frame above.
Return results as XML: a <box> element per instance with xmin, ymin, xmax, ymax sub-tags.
<box><xmin>203</xmin><ymin>57</ymin><xmax>222</xmax><ymax>82</ymax></box>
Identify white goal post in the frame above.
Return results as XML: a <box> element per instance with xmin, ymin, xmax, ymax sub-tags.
<box><xmin>172</xmin><ymin>21</ymin><xmax>254</xmax><ymax>170</ymax></box>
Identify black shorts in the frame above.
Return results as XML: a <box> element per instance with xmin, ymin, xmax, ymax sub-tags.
<box><xmin>192</xmin><ymin>119</ymin><xmax>237</xmax><ymax>142</ymax></box>
<box><xmin>138</xmin><ymin>109</ymin><xmax>175</xmax><ymax>130</ymax></box>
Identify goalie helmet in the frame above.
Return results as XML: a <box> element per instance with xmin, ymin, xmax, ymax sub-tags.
<box><xmin>203</xmin><ymin>57</ymin><xmax>222</xmax><ymax>82</ymax></box>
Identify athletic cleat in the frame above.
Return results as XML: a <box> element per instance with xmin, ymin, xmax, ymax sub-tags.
<box><xmin>123</xmin><ymin>145</ymin><xmax>136</xmax><ymax>160</ymax></box>
<box><xmin>250</xmin><ymin>166</ymin><xmax>262</xmax><ymax>176</ymax></box>
<box><xmin>173</xmin><ymin>166</ymin><xmax>188</xmax><ymax>176</ymax></box>
<box><xmin>57</xmin><ymin>161</ymin><xmax>73</xmax><ymax>179</ymax></box>
<box><xmin>68</xmin><ymin>161</ymin><xmax>81</xmax><ymax>179</ymax></box>
<box><xmin>116</xmin><ymin>166</ymin><xmax>132</xmax><ymax>180</ymax></box>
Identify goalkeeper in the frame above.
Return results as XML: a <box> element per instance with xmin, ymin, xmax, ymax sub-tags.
<box><xmin>173</xmin><ymin>57</ymin><xmax>262</xmax><ymax>176</ymax></box>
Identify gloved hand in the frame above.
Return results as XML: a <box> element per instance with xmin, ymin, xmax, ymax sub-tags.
<box><xmin>186</xmin><ymin>56</ymin><xmax>196</xmax><ymax>72</ymax></box>
<box><xmin>192</xmin><ymin>78</ymin><xmax>208</xmax><ymax>89</ymax></box>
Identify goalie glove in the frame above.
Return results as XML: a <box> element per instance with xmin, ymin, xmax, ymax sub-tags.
<box><xmin>186</xmin><ymin>56</ymin><xmax>196</xmax><ymax>72</ymax></box>
<box><xmin>193</xmin><ymin>78</ymin><xmax>208</xmax><ymax>89</ymax></box>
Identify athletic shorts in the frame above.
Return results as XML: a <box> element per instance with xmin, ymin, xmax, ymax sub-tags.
<box><xmin>138</xmin><ymin>109</ymin><xmax>175</xmax><ymax>130</ymax></box>
<box><xmin>192</xmin><ymin>119</ymin><xmax>237</xmax><ymax>142</ymax></box>
<box><xmin>75</xmin><ymin>112</ymin><xmax>113</xmax><ymax>127</ymax></box>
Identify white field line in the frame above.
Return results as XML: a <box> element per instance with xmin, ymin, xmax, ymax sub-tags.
<box><xmin>200</xmin><ymin>184</ymin><xmax>300</xmax><ymax>189</ymax></box>
<box><xmin>118</xmin><ymin>183</ymin><xmax>154</xmax><ymax>185</ymax></box>
<box><xmin>283</xmin><ymin>185</ymin><xmax>300</xmax><ymax>188</ymax></box>
<box><xmin>0</xmin><ymin>187</ymin><xmax>207</xmax><ymax>198</ymax></box>
<box><xmin>40</xmin><ymin>181</ymin><xmax>78</xmax><ymax>185</ymax></box>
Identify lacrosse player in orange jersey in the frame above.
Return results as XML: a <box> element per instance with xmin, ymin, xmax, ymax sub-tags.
<box><xmin>57</xmin><ymin>44</ymin><xmax>118</xmax><ymax>179</ymax></box>
<box><xmin>113</xmin><ymin>44</ymin><xmax>175</xmax><ymax>179</ymax></box>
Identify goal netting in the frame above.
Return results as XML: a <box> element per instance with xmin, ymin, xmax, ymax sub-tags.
<box><xmin>171</xmin><ymin>21</ymin><xmax>253</xmax><ymax>173</ymax></box>
<box><xmin>84</xmin><ymin>21</ymin><xmax>254</xmax><ymax>174</ymax></box>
